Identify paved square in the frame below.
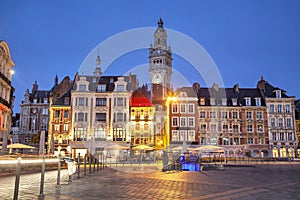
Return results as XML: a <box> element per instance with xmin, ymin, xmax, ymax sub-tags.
<box><xmin>1</xmin><ymin>164</ymin><xmax>300</xmax><ymax>199</ymax></box>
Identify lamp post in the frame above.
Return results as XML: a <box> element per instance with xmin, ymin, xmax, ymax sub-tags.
<box><xmin>57</xmin><ymin>146</ymin><xmax>61</xmax><ymax>188</ymax></box>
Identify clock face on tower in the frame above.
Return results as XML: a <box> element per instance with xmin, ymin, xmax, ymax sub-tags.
<box><xmin>153</xmin><ymin>73</ymin><xmax>162</xmax><ymax>84</ymax></box>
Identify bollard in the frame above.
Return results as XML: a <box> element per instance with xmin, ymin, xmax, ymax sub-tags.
<box><xmin>93</xmin><ymin>157</ymin><xmax>96</xmax><ymax>172</ymax></box>
<box><xmin>89</xmin><ymin>154</ymin><xmax>92</xmax><ymax>174</ymax></box>
<box><xmin>39</xmin><ymin>156</ymin><xmax>46</xmax><ymax>198</ymax></box>
<box><xmin>57</xmin><ymin>155</ymin><xmax>61</xmax><ymax>188</ymax></box>
<box><xmin>97</xmin><ymin>157</ymin><xmax>99</xmax><ymax>171</ymax></box>
<box><xmin>13</xmin><ymin>157</ymin><xmax>22</xmax><ymax>200</ymax></box>
<box><xmin>84</xmin><ymin>154</ymin><xmax>87</xmax><ymax>175</ymax></box>
<box><xmin>77</xmin><ymin>153</ymin><xmax>81</xmax><ymax>178</ymax></box>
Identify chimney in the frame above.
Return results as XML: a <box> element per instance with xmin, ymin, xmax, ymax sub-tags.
<box><xmin>257</xmin><ymin>76</ymin><xmax>266</xmax><ymax>92</ymax></box>
<box><xmin>192</xmin><ymin>82</ymin><xmax>200</xmax><ymax>93</ymax></box>
<box><xmin>32</xmin><ymin>81</ymin><xmax>38</xmax><ymax>94</ymax></box>
<box><xmin>233</xmin><ymin>84</ymin><xmax>239</xmax><ymax>93</ymax></box>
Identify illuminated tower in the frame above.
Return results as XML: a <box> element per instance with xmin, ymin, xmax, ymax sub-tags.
<box><xmin>149</xmin><ymin>18</ymin><xmax>172</xmax><ymax>104</ymax></box>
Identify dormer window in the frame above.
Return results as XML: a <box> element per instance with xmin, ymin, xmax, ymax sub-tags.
<box><xmin>255</xmin><ymin>98</ymin><xmax>261</xmax><ymax>106</ymax></box>
<box><xmin>97</xmin><ymin>84</ymin><xmax>106</xmax><ymax>92</ymax></box>
<box><xmin>200</xmin><ymin>98</ymin><xmax>205</xmax><ymax>106</ymax></box>
<box><xmin>110</xmin><ymin>77</ymin><xmax>114</xmax><ymax>83</ymax></box>
<box><xmin>275</xmin><ymin>90</ymin><xmax>281</xmax><ymax>98</ymax></box>
<box><xmin>79</xmin><ymin>84</ymin><xmax>86</xmax><ymax>91</ymax></box>
<box><xmin>222</xmin><ymin>98</ymin><xmax>227</xmax><ymax>106</ymax></box>
<box><xmin>117</xmin><ymin>85</ymin><xmax>125</xmax><ymax>92</ymax></box>
<box><xmin>180</xmin><ymin>92</ymin><xmax>187</xmax><ymax>97</ymax></box>
<box><xmin>245</xmin><ymin>97</ymin><xmax>251</xmax><ymax>106</ymax></box>
<box><xmin>232</xmin><ymin>98</ymin><xmax>237</xmax><ymax>106</ymax></box>
<box><xmin>210</xmin><ymin>98</ymin><xmax>215</xmax><ymax>106</ymax></box>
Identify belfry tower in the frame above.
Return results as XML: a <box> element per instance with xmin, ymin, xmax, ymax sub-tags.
<box><xmin>149</xmin><ymin>18</ymin><xmax>172</xmax><ymax>104</ymax></box>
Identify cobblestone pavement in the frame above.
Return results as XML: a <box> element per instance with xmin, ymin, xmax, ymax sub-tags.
<box><xmin>1</xmin><ymin>164</ymin><xmax>300</xmax><ymax>200</ymax></box>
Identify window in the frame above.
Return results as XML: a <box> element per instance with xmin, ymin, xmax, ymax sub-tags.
<box><xmin>180</xmin><ymin>104</ymin><xmax>186</xmax><ymax>113</ymax></box>
<box><xmin>144</xmin><ymin>123</ymin><xmax>149</xmax><ymax>131</ymax></box>
<box><xmin>285</xmin><ymin>104</ymin><xmax>291</xmax><ymax>113</ymax></box>
<box><xmin>248</xmin><ymin>138</ymin><xmax>254</xmax><ymax>144</ymax></box>
<box><xmin>210</xmin><ymin>124</ymin><xmax>217</xmax><ymax>131</ymax></box>
<box><xmin>257</xmin><ymin>124</ymin><xmax>263</xmax><ymax>132</ymax></box>
<box><xmin>234</xmin><ymin>138</ymin><xmax>239</xmax><ymax>145</ymax></box>
<box><xmin>200</xmin><ymin>98</ymin><xmax>205</xmax><ymax>105</ymax></box>
<box><xmin>259</xmin><ymin>138</ymin><xmax>264</xmax><ymax>144</ymax></box>
<box><xmin>222</xmin><ymin>98</ymin><xmax>227</xmax><ymax>106</ymax></box>
<box><xmin>210</xmin><ymin>111</ymin><xmax>216</xmax><ymax>118</ymax></box>
<box><xmin>232</xmin><ymin>112</ymin><xmax>238</xmax><ymax>119</ymax></box>
<box><xmin>255</xmin><ymin>98</ymin><xmax>261</xmax><ymax>106</ymax></box>
<box><xmin>233</xmin><ymin>125</ymin><xmax>239</xmax><ymax>132</ymax></box>
<box><xmin>54</xmin><ymin>124</ymin><xmax>60</xmax><ymax>131</ymax></box>
<box><xmin>280</xmin><ymin>132</ymin><xmax>285</xmax><ymax>141</ymax></box>
<box><xmin>79</xmin><ymin>84</ymin><xmax>86</xmax><ymax>91</ymax></box>
<box><xmin>33</xmin><ymin>99</ymin><xmax>37</xmax><ymax>103</ymax></box>
<box><xmin>43</xmin><ymin>98</ymin><xmax>48</xmax><ymax>104</ymax></box>
<box><xmin>180</xmin><ymin>117</ymin><xmax>186</xmax><ymax>127</ymax></box>
<box><xmin>172</xmin><ymin>117</ymin><xmax>178</xmax><ymax>127</ymax></box>
<box><xmin>78</xmin><ymin>97</ymin><xmax>85</xmax><ymax>106</ymax></box>
<box><xmin>200</xmin><ymin>111</ymin><xmax>205</xmax><ymax>118</ymax></box>
<box><xmin>55</xmin><ymin>110</ymin><xmax>60</xmax><ymax>118</ymax></box>
<box><xmin>63</xmin><ymin>110</ymin><xmax>68</xmax><ymax>118</ymax></box>
<box><xmin>117</xmin><ymin>85</ymin><xmax>125</xmax><ymax>92</ymax></box>
<box><xmin>210</xmin><ymin>98</ymin><xmax>215</xmax><ymax>106</ymax></box>
<box><xmin>64</xmin><ymin>97</ymin><xmax>69</xmax><ymax>105</ymax></box>
<box><xmin>222</xmin><ymin>112</ymin><xmax>227</xmax><ymax>119</ymax></box>
<box><xmin>272</xmin><ymin>132</ymin><xmax>277</xmax><ymax>141</ymax></box>
<box><xmin>275</xmin><ymin>90</ymin><xmax>281</xmax><ymax>98</ymax></box>
<box><xmin>114</xmin><ymin>113</ymin><xmax>126</xmax><ymax>122</ymax></box>
<box><xmin>98</xmin><ymin>84</ymin><xmax>106</xmax><ymax>92</ymax></box>
<box><xmin>288</xmin><ymin>133</ymin><xmax>293</xmax><ymax>141</ymax></box>
<box><xmin>96</xmin><ymin>98</ymin><xmax>107</xmax><ymax>106</ymax></box>
<box><xmin>245</xmin><ymin>97</ymin><xmax>251</xmax><ymax>106</ymax></box>
<box><xmin>94</xmin><ymin>128</ymin><xmax>106</xmax><ymax>139</ymax></box>
<box><xmin>116</xmin><ymin>98</ymin><xmax>125</xmax><ymax>106</ymax></box>
<box><xmin>246</xmin><ymin>111</ymin><xmax>252</xmax><ymax>119</ymax></box>
<box><xmin>188</xmin><ymin>130</ymin><xmax>195</xmax><ymax>141</ymax></box>
<box><xmin>200</xmin><ymin>124</ymin><xmax>206</xmax><ymax>131</ymax></box>
<box><xmin>188</xmin><ymin>117</ymin><xmax>194</xmax><ymax>127</ymax></box>
<box><xmin>271</xmin><ymin>118</ymin><xmax>276</xmax><ymax>127</ymax></box>
<box><xmin>286</xmin><ymin>118</ymin><xmax>292</xmax><ymax>128</ymax></box>
<box><xmin>232</xmin><ymin>98</ymin><xmax>237</xmax><ymax>106</ymax></box>
<box><xmin>172</xmin><ymin>104</ymin><xmax>178</xmax><ymax>113</ymax></box>
<box><xmin>42</xmin><ymin>108</ymin><xmax>48</xmax><ymax>115</ymax></box>
<box><xmin>223</xmin><ymin>124</ymin><xmax>228</xmax><ymax>131</ymax></box>
<box><xmin>180</xmin><ymin>131</ymin><xmax>187</xmax><ymax>141</ymax></box>
<box><xmin>278</xmin><ymin>105</ymin><xmax>282</xmax><ymax>113</ymax></box>
<box><xmin>247</xmin><ymin>125</ymin><xmax>253</xmax><ymax>132</ymax></box>
<box><xmin>278</xmin><ymin>118</ymin><xmax>283</xmax><ymax>127</ymax></box>
<box><xmin>172</xmin><ymin>130</ymin><xmax>179</xmax><ymax>141</ymax></box>
<box><xmin>135</xmin><ymin>124</ymin><xmax>140</xmax><ymax>130</ymax></box>
<box><xmin>257</xmin><ymin>111</ymin><xmax>262</xmax><ymax>119</ymax></box>
<box><xmin>77</xmin><ymin>112</ymin><xmax>86</xmax><ymax>121</ymax></box>
<box><xmin>63</xmin><ymin>124</ymin><xmax>68</xmax><ymax>131</ymax></box>
<box><xmin>270</xmin><ymin>104</ymin><xmax>275</xmax><ymax>113</ymax></box>
<box><xmin>95</xmin><ymin>113</ymin><xmax>106</xmax><ymax>122</ymax></box>
<box><xmin>188</xmin><ymin>104</ymin><xmax>194</xmax><ymax>113</ymax></box>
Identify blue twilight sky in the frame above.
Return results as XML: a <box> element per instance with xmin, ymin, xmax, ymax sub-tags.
<box><xmin>1</xmin><ymin>0</ymin><xmax>300</xmax><ymax>114</ymax></box>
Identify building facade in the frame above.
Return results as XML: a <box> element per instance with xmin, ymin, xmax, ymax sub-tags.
<box><xmin>130</xmin><ymin>87</ymin><xmax>155</xmax><ymax>146</ymax></box>
<box><xmin>19</xmin><ymin>81</ymin><xmax>53</xmax><ymax>151</ymax></box>
<box><xmin>257</xmin><ymin>77</ymin><xmax>297</xmax><ymax>158</ymax></box>
<box><xmin>48</xmin><ymin>76</ymin><xmax>73</xmax><ymax>156</ymax></box>
<box><xmin>0</xmin><ymin>41</ymin><xmax>15</xmax><ymax>154</ymax></box>
<box><xmin>70</xmin><ymin>57</ymin><xmax>138</xmax><ymax>156</ymax></box>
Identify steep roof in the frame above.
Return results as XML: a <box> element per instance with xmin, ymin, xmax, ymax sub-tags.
<box><xmin>130</xmin><ymin>90</ymin><xmax>152</xmax><ymax>107</ymax></box>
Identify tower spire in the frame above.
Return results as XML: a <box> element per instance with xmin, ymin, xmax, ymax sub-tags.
<box><xmin>93</xmin><ymin>49</ymin><xmax>102</xmax><ymax>76</ymax></box>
